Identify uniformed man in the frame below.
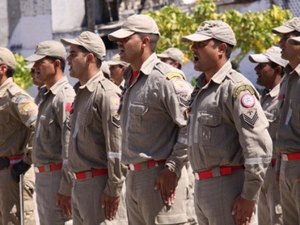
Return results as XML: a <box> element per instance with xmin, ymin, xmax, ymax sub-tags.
<box><xmin>108</xmin><ymin>14</ymin><xmax>191</xmax><ymax>225</ymax></box>
<box><xmin>182</xmin><ymin>20</ymin><xmax>272</xmax><ymax>225</ymax></box>
<box><xmin>158</xmin><ymin>47</ymin><xmax>197</xmax><ymax>225</ymax></box>
<box><xmin>249</xmin><ymin>46</ymin><xmax>287</xmax><ymax>225</ymax></box>
<box><xmin>157</xmin><ymin>47</ymin><xmax>185</xmax><ymax>70</ymax></box>
<box><xmin>0</xmin><ymin>47</ymin><xmax>38</xmax><ymax>225</ymax></box>
<box><xmin>271</xmin><ymin>17</ymin><xmax>300</xmax><ymax>225</ymax></box>
<box><xmin>26</xmin><ymin>40</ymin><xmax>75</xmax><ymax>225</ymax></box>
<box><xmin>61</xmin><ymin>31</ymin><xmax>127</xmax><ymax>225</ymax></box>
<box><xmin>107</xmin><ymin>53</ymin><xmax>128</xmax><ymax>90</ymax></box>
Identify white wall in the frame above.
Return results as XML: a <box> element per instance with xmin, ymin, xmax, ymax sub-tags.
<box><xmin>0</xmin><ymin>0</ymin><xmax>9</xmax><ymax>47</ymax></box>
<box><xmin>51</xmin><ymin>0</ymin><xmax>85</xmax><ymax>33</ymax></box>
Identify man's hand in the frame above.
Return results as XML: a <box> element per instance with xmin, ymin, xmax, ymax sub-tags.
<box><xmin>154</xmin><ymin>168</ymin><xmax>178</xmax><ymax>206</ymax></box>
<box><xmin>232</xmin><ymin>196</ymin><xmax>256</xmax><ymax>225</ymax></box>
<box><xmin>101</xmin><ymin>193</ymin><xmax>120</xmax><ymax>221</ymax></box>
<box><xmin>56</xmin><ymin>193</ymin><xmax>72</xmax><ymax>219</ymax></box>
<box><xmin>11</xmin><ymin>160</ymin><xmax>31</xmax><ymax>183</ymax></box>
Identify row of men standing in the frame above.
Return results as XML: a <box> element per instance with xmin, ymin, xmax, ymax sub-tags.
<box><xmin>0</xmin><ymin>13</ymin><xmax>300</xmax><ymax>225</ymax></box>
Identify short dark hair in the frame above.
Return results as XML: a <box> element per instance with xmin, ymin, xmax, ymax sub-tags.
<box><xmin>78</xmin><ymin>45</ymin><xmax>102</xmax><ymax>68</ymax></box>
<box><xmin>269</xmin><ymin>61</ymin><xmax>285</xmax><ymax>76</ymax></box>
<box><xmin>45</xmin><ymin>56</ymin><xmax>66</xmax><ymax>71</ymax></box>
<box><xmin>212</xmin><ymin>39</ymin><xmax>234</xmax><ymax>59</ymax></box>
<box><xmin>136</xmin><ymin>33</ymin><xmax>159</xmax><ymax>52</ymax></box>
<box><xmin>6</xmin><ymin>66</ymin><xmax>15</xmax><ymax>78</ymax></box>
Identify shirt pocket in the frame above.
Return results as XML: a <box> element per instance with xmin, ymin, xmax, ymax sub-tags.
<box><xmin>0</xmin><ymin>104</ymin><xmax>19</xmax><ymax>144</ymax></box>
<box><xmin>198</xmin><ymin>111</ymin><xmax>223</xmax><ymax>146</ymax></box>
<box><xmin>39</xmin><ymin>113</ymin><xmax>59</xmax><ymax>142</ymax></box>
<box><xmin>128</xmin><ymin>104</ymin><xmax>148</xmax><ymax>133</ymax></box>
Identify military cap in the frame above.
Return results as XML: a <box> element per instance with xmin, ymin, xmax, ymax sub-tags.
<box><xmin>249</xmin><ymin>46</ymin><xmax>288</xmax><ymax>67</ymax></box>
<box><xmin>157</xmin><ymin>48</ymin><xmax>184</xmax><ymax>65</ymax></box>
<box><xmin>108</xmin><ymin>14</ymin><xmax>160</xmax><ymax>41</ymax></box>
<box><xmin>61</xmin><ymin>31</ymin><xmax>106</xmax><ymax>60</ymax></box>
<box><xmin>107</xmin><ymin>54</ymin><xmax>129</xmax><ymax>67</ymax></box>
<box><xmin>272</xmin><ymin>17</ymin><xmax>300</xmax><ymax>34</ymax></box>
<box><xmin>26</xmin><ymin>40</ymin><xmax>67</xmax><ymax>62</ymax></box>
<box><xmin>182</xmin><ymin>20</ymin><xmax>237</xmax><ymax>46</ymax></box>
<box><xmin>0</xmin><ymin>47</ymin><xmax>17</xmax><ymax>70</ymax></box>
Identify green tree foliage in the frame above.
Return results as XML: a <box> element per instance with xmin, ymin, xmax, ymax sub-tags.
<box><xmin>147</xmin><ymin>0</ymin><xmax>291</xmax><ymax>67</ymax></box>
<box><xmin>13</xmin><ymin>54</ymin><xmax>32</xmax><ymax>90</ymax></box>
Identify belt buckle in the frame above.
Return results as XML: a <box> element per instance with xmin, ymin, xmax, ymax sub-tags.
<box><xmin>282</xmin><ymin>154</ymin><xmax>288</xmax><ymax>161</ymax></box>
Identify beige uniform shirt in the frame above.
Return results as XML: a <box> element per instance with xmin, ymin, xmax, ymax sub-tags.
<box><xmin>68</xmin><ymin>72</ymin><xmax>125</xmax><ymax>197</ymax></box>
<box><xmin>260</xmin><ymin>84</ymin><xmax>281</xmax><ymax>156</ymax></box>
<box><xmin>0</xmin><ymin>78</ymin><xmax>38</xmax><ymax>164</ymax></box>
<box><xmin>276</xmin><ymin>64</ymin><xmax>300</xmax><ymax>154</ymax></box>
<box><xmin>120</xmin><ymin>53</ymin><xmax>191</xmax><ymax>176</ymax></box>
<box><xmin>188</xmin><ymin>61</ymin><xmax>272</xmax><ymax>200</ymax></box>
<box><xmin>32</xmin><ymin>76</ymin><xmax>75</xmax><ymax>195</ymax></box>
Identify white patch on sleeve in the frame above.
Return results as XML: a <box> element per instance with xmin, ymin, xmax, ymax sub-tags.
<box><xmin>108</xmin><ymin>152</ymin><xmax>122</xmax><ymax>160</ymax></box>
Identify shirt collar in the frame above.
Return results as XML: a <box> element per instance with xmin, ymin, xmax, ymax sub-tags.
<box><xmin>140</xmin><ymin>53</ymin><xmax>160</xmax><ymax>76</ymax></box>
<box><xmin>79</xmin><ymin>70</ymin><xmax>104</xmax><ymax>92</ymax></box>
<box><xmin>294</xmin><ymin>63</ymin><xmax>300</xmax><ymax>77</ymax></box>
<box><xmin>0</xmin><ymin>77</ymin><xmax>13</xmax><ymax>96</ymax></box>
<box><xmin>48</xmin><ymin>76</ymin><xmax>69</xmax><ymax>95</ymax></box>
<box><xmin>268</xmin><ymin>82</ymin><xmax>281</xmax><ymax>98</ymax></box>
<box><xmin>210</xmin><ymin>60</ymin><xmax>232</xmax><ymax>84</ymax></box>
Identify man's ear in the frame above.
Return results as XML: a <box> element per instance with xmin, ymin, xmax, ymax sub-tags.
<box><xmin>142</xmin><ymin>36</ymin><xmax>151</xmax><ymax>47</ymax></box>
<box><xmin>218</xmin><ymin>42</ymin><xmax>227</xmax><ymax>54</ymax></box>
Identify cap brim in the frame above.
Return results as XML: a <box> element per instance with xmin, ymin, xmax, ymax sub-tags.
<box><xmin>108</xmin><ymin>29</ymin><xmax>135</xmax><ymax>41</ymax></box>
<box><xmin>288</xmin><ymin>36</ymin><xmax>300</xmax><ymax>45</ymax></box>
<box><xmin>61</xmin><ymin>38</ymin><xmax>81</xmax><ymax>46</ymax></box>
<box><xmin>26</xmin><ymin>54</ymin><xmax>46</xmax><ymax>62</ymax></box>
<box><xmin>182</xmin><ymin>33</ymin><xmax>211</xmax><ymax>42</ymax></box>
<box><xmin>272</xmin><ymin>25</ymin><xmax>295</xmax><ymax>34</ymax></box>
<box><xmin>157</xmin><ymin>53</ymin><xmax>169</xmax><ymax>59</ymax></box>
<box><xmin>25</xmin><ymin>63</ymin><xmax>34</xmax><ymax>69</ymax></box>
<box><xmin>107</xmin><ymin>61</ymin><xmax>120</xmax><ymax>66</ymax></box>
<box><xmin>249</xmin><ymin>54</ymin><xmax>269</xmax><ymax>63</ymax></box>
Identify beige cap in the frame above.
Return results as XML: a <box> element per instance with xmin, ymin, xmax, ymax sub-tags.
<box><xmin>249</xmin><ymin>46</ymin><xmax>288</xmax><ymax>67</ymax></box>
<box><xmin>0</xmin><ymin>47</ymin><xmax>17</xmax><ymax>70</ymax></box>
<box><xmin>157</xmin><ymin>48</ymin><xmax>184</xmax><ymax>65</ymax></box>
<box><xmin>107</xmin><ymin>54</ymin><xmax>129</xmax><ymax>67</ymax></box>
<box><xmin>26</xmin><ymin>40</ymin><xmax>66</xmax><ymax>62</ymax></box>
<box><xmin>182</xmin><ymin>20</ymin><xmax>236</xmax><ymax>46</ymax></box>
<box><xmin>25</xmin><ymin>63</ymin><xmax>34</xmax><ymax>70</ymax></box>
<box><xmin>101</xmin><ymin>61</ymin><xmax>111</xmax><ymax>76</ymax></box>
<box><xmin>108</xmin><ymin>14</ymin><xmax>160</xmax><ymax>41</ymax></box>
<box><xmin>61</xmin><ymin>31</ymin><xmax>106</xmax><ymax>60</ymax></box>
<box><xmin>272</xmin><ymin>17</ymin><xmax>300</xmax><ymax>34</ymax></box>
<box><xmin>288</xmin><ymin>36</ymin><xmax>300</xmax><ymax>45</ymax></box>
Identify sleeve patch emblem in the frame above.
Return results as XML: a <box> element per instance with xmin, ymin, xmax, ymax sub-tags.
<box><xmin>241</xmin><ymin>93</ymin><xmax>255</xmax><ymax>108</ymax></box>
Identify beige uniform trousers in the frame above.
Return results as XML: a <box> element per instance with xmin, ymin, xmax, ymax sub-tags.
<box><xmin>0</xmin><ymin>166</ymin><xmax>35</xmax><ymax>225</ymax></box>
<box><xmin>185</xmin><ymin>163</ymin><xmax>198</xmax><ymax>225</ymax></box>
<box><xmin>72</xmin><ymin>174</ymin><xmax>127</xmax><ymax>225</ymax></box>
<box><xmin>125</xmin><ymin>165</ymin><xmax>187</xmax><ymax>225</ymax></box>
<box><xmin>280</xmin><ymin>160</ymin><xmax>300</xmax><ymax>225</ymax></box>
<box><xmin>194</xmin><ymin>169</ymin><xmax>257</xmax><ymax>225</ymax></box>
<box><xmin>257</xmin><ymin>165</ymin><xmax>282</xmax><ymax>225</ymax></box>
<box><xmin>36</xmin><ymin>170</ymin><xmax>69</xmax><ymax>225</ymax></box>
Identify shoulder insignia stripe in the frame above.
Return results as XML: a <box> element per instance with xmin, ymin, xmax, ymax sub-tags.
<box><xmin>233</xmin><ymin>84</ymin><xmax>255</xmax><ymax>99</ymax></box>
